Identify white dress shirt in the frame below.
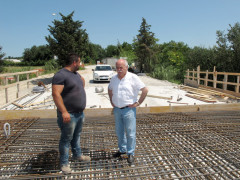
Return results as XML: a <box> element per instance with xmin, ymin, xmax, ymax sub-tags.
<box><xmin>108</xmin><ymin>72</ymin><xmax>145</xmax><ymax>108</ymax></box>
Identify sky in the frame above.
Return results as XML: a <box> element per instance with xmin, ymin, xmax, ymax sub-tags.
<box><xmin>1</xmin><ymin>0</ymin><xmax>240</xmax><ymax>58</ymax></box>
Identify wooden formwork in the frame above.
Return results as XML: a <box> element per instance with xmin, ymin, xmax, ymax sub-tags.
<box><xmin>0</xmin><ymin>103</ymin><xmax>240</xmax><ymax>120</ymax></box>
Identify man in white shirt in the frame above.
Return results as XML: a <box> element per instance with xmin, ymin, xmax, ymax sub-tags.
<box><xmin>108</xmin><ymin>59</ymin><xmax>148</xmax><ymax>166</ymax></box>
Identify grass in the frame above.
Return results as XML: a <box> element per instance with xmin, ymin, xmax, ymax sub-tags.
<box><xmin>1</xmin><ymin>65</ymin><xmax>86</xmax><ymax>85</ymax></box>
<box><xmin>1</xmin><ymin>66</ymin><xmax>51</xmax><ymax>85</ymax></box>
<box><xmin>2</xmin><ymin>66</ymin><xmax>44</xmax><ymax>73</ymax></box>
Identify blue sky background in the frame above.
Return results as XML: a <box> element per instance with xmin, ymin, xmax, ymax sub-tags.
<box><xmin>1</xmin><ymin>0</ymin><xmax>240</xmax><ymax>57</ymax></box>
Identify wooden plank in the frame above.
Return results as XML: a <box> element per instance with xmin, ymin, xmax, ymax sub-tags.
<box><xmin>167</xmin><ymin>101</ymin><xmax>189</xmax><ymax>105</ymax></box>
<box><xmin>184</xmin><ymin>79</ymin><xmax>198</xmax><ymax>88</ymax></box>
<box><xmin>12</xmin><ymin>102</ymin><xmax>24</xmax><ymax>108</ymax></box>
<box><xmin>180</xmin><ymin>85</ymin><xmax>219</xmax><ymax>96</ymax></box>
<box><xmin>199</xmin><ymin>85</ymin><xmax>240</xmax><ymax>99</ymax></box>
<box><xmin>146</xmin><ymin>94</ymin><xmax>172</xmax><ymax>100</ymax></box>
<box><xmin>185</xmin><ymin>94</ymin><xmax>217</xmax><ymax>103</ymax></box>
<box><xmin>25</xmin><ymin>99</ymin><xmax>53</xmax><ymax>107</ymax></box>
<box><xmin>1</xmin><ymin>103</ymin><xmax>240</xmax><ymax>120</ymax></box>
<box><xmin>180</xmin><ymin>85</ymin><xmax>240</xmax><ymax>99</ymax></box>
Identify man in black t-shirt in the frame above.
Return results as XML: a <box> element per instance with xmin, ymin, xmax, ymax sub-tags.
<box><xmin>52</xmin><ymin>53</ymin><xmax>91</xmax><ymax>174</ymax></box>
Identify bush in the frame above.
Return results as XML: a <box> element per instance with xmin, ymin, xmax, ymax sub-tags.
<box><xmin>151</xmin><ymin>65</ymin><xmax>181</xmax><ymax>84</ymax></box>
<box><xmin>44</xmin><ymin>59</ymin><xmax>59</xmax><ymax>72</ymax></box>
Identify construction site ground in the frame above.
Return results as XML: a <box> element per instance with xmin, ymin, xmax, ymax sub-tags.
<box><xmin>1</xmin><ymin>65</ymin><xmax>238</xmax><ymax>110</ymax></box>
<box><xmin>0</xmin><ymin>65</ymin><xmax>240</xmax><ymax>179</ymax></box>
<box><xmin>0</xmin><ymin>111</ymin><xmax>240</xmax><ymax>179</ymax></box>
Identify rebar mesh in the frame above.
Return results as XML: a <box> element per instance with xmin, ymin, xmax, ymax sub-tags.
<box><xmin>0</xmin><ymin>111</ymin><xmax>240</xmax><ymax>179</ymax></box>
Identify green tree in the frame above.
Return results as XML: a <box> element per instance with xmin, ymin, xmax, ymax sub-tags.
<box><xmin>0</xmin><ymin>46</ymin><xmax>5</xmax><ymax>73</ymax></box>
<box><xmin>186</xmin><ymin>46</ymin><xmax>216</xmax><ymax>71</ymax></box>
<box><xmin>118</xmin><ymin>42</ymin><xmax>136</xmax><ymax>65</ymax></box>
<box><xmin>226</xmin><ymin>23</ymin><xmax>240</xmax><ymax>72</ymax></box>
<box><xmin>0</xmin><ymin>46</ymin><xmax>5</xmax><ymax>72</ymax></box>
<box><xmin>133</xmin><ymin>17</ymin><xmax>158</xmax><ymax>72</ymax></box>
<box><xmin>159</xmin><ymin>41</ymin><xmax>189</xmax><ymax>67</ymax></box>
<box><xmin>215</xmin><ymin>30</ymin><xmax>233</xmax><ymax>72</ymax></box>
<box><xmin>22</xmin><ymin>45</ymin><xmax>53</xmax><ymax>65</ymax></box>
<box><xmin>105</xmin><ymin>45</ymin><xmax>119</xmax><ymax>57</ymax></box>
<box><xmin>46</xmin><ymin>11</ymin><xmax>89</xmax><ymax>67</ymax></box>
<box><xmin>85</xmin><ymin>43</ymin><xmax>105</xmax><ymax>64</ymax></box>
<box><xmin>213</xmin><ymin>22</ymin><xmax>240</xmax><ymax>73</ymax></box>
<box><xmin>153</xmin><ymin>41</ymin><xmax>189</xmax><ymax>82</ymax></box>
<box><xmin>0</xmin><ymin>46</ymin><xmax>5</xmax><ymax>60</ymax></box>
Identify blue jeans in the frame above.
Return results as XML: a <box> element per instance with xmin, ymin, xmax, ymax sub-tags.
<box><xmin>113</xmin><ymin>107</ymin><xmax>136</xmax><ymax>155</ymax></box>
<box><xmin>57</xmin><ymin>111</ymin><xmax>84</xmax><ymax>166</ymax></box>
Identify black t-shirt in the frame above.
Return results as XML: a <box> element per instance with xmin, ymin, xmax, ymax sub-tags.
<box><xmin>52</xmin><ymin>68</ymin><xmax>86</xmax><ymax>113</ymax></box>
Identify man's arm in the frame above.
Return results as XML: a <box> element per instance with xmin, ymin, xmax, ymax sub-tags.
<box><xmin>138</xmin><ymin>87</ymin><xmax>148</xmax><ymax>105</ymax></box>
<box><xmin>52</xmin><ymin>84</ymin><xmax>71</xmax><ymax>123</ymax></box>
<box><xmin>78</xmin><ymin>72</ymin><xmax>85</xmax><ymax>88</ymax></box>
<box><xmin>129</xmin><ymin>87</ymin><xmax>148</xmax><ymax>108</ymax></box>
<box><xmin>81</xmin><ymin>76</ymin><xmax>85</xmax><ymax>88</ymax></box>
<box><xmin>108</xmin><ymin>88</ymin><xmax>115</xmax><ymax>107</ymax></box>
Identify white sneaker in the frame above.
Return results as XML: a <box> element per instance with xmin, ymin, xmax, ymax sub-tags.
<box><xmin>78</xmin><ymin>155</ymin><xmax>91</xmax><ymax>162</ymax></box>
<box><xmin>61</xmin><ymin>164</ymin><xmax>72</xmax><ymax>174</ymax></box>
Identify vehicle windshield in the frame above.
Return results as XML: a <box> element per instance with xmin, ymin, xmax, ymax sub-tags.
<box><xmin>95</xmin><ymin>66</ymin><xmax>112</xmax><ymax>71</ymax></box>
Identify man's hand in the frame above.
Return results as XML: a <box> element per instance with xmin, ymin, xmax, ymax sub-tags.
<box><xmin>62</xmin><ymin>111</ymin><xmax>71</xmax><ymax>123</ymax></box>
<box><xmin>128</xmin><ymin>102</ymin><xmax>139</xmax><ymax>108</ymax></box>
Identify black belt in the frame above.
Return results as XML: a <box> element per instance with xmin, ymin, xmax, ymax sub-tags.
<box><xmin>120</xmin><ymin>106</ymin><xmax>128</xmax><ymax>109</ymax></box>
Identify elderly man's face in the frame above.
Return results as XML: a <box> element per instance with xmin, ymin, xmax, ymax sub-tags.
<box><xmin>116</xmin><ymin>60</ymin><xmax>128</xmax><ymax>78</ymax></box>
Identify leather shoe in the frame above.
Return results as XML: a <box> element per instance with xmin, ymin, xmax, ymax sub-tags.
<box><xmin>113</xmin><ymin>151</ymin><xmax>126</xmax><ymax>158</ymax></box>
<box><xmin>127</xmin><ymin>154</ymin><xmax>134</xmax><ymax>165</ymax></box>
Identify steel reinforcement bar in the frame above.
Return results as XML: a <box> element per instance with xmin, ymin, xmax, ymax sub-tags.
<box><xmin>0</xmin><ymin>111</ymin><xmax>239</xmax><ymax>179</ymax></box>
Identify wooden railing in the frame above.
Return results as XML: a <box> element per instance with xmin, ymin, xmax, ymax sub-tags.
<box><xmin>0</xmin><ymin>70</ymin><xmax>39</xmax><ymax>86</ymax></box>
<box><xmin>185</xmin><ymin>66</ymin><xmax>240</xmax><ymax>96</ymax></box>
<box><xmin>0</xmin><ymin>70</ymin><xmax>39</xmax><ymax>104</ymax></box>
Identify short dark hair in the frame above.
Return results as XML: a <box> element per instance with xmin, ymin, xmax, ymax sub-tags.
<box><xmin>66</xmin><ymin>53</ymin><xmax>80</xmax><ymax>65</ymax></box>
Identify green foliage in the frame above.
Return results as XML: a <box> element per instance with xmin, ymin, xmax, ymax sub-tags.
<box><xmin>1</xmin><ymin>60</ymin><xmax>21</xmax><ymax>66</ymax></box>
<box><xmin>158</xmin><ymin>41</ymin><xmax>189</xmax><ymax>66</ymax></box>
<box><xmin>22</xmin><ymin>45</ymin><xmax>53</xmax><ymax>65</ymax></box>
<box><xmin>133</xmin><ymin>17</ymin><xmax>158</xmax><ymax>72</ymax></box>
<box><xmin>105</xmin><ymin>45</ymin><xmax>119</xmax><ymax>57</ymax></box>
<box><xmin>85</xmin><ymin>43</ymin><xmax>105</xmax><ymax>64</ymax></box>
<box><xmin>214</xmin><ymin>22</ymin><xmax>240</xmax><ymax>72</ymax></box>
<box><xmin>119</xmin><ymin>49</ymin><xmax>136</xmax><ymax>66</ymax></box>
<box><xmin>117</xmin><ymin>41</ymin><xmax>136</xmax><ymax>65</ymax></box>
<box><xmin>186</xmin><ymin>46</ymin><xmax>216</xmax><ymax>71</ymax></box>
<box><xmin>185</xmin><ymin>22</ymin><xmax>240</xmax><ymax>74</ymax></box>
<box><xmin>44</xmin><ymin>59</ymin><xmax>59</xmax><ymax>72</ymax></box>
<box><xmin>0</xmin><ymin>46</ymin><xmax>5</xmax><ymax>60</ymax></box>
<box><xmin>151</xmin><ymin>65</ymin><xmax>181</xmax><ymax>84</ymax></box>
<box><xmin>149</xmin><ymin>41</ymin><xmax>190</xmax><ymax>83</ymax></box>
<box><xmin>2</xmin><ymin>66</ymin><xmax>44</xmax><ymax>73</ymax></box>
<box><xmin>0</xmin><ymin>46</ymin><xmax>5</xmax><ymax>73</ymax></box>
<box><xmin>46</xmin><ymin>11</ymin><xmax>89</xmax><ymax>67</ymax></box>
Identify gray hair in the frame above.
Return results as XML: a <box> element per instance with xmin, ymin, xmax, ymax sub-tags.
<box><xmin>118</xmin><ymin>59</ymin><xmax>128</xmax><ymax>67</ymax></box>
<box><xmin>123</xmin><ymin>59</ymin><xmax>128</xmax><ymax>67</ymax></box>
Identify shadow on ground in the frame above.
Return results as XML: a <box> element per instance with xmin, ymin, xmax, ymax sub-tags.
<box><xmin>21</xmin><ymin>149</ymin><xmax>59</xmax><ymax>174</ymax></box>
